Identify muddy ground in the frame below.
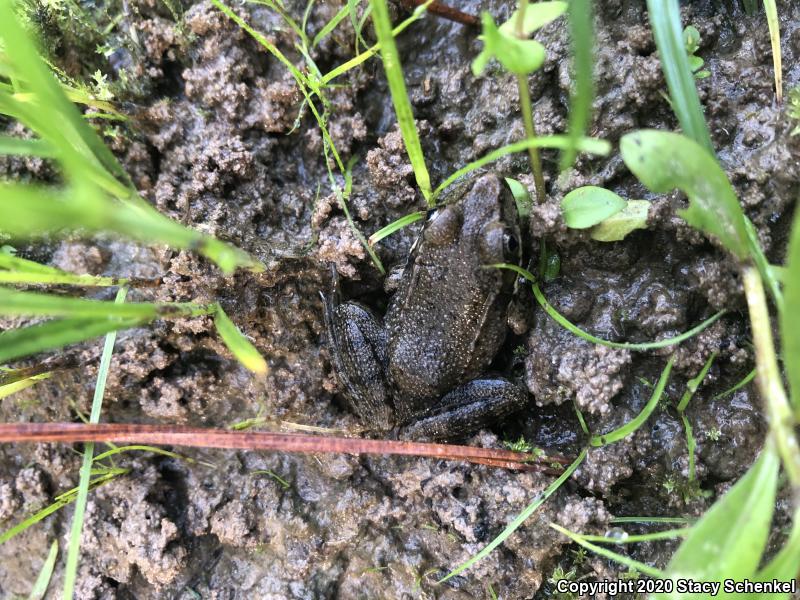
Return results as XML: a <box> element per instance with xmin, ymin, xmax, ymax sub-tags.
<box><xmin>1</xmin><ymin>0</ymin><xmax>799</xmax><ymax>598</ymax></box>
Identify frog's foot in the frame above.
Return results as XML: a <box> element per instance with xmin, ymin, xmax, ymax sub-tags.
<box><xmin>401</xmin><ymin>378</ymin><xmax>528</xmax><ymax>440</ymax></box>
<box><xmin>323</xmin><ymin>297</ymin><xmax>394</xmax><ymax>430</ymax></box>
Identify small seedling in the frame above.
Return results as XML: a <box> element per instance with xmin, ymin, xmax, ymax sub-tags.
<box><xmin>683</xmin><ymin>25</ymin><xmax>710</xmax><ymax>79</ymax></box>
<box><xmin>788</xmin><ymin>85</ymin><xmax>800</xmax><ymax>136</ymax></box>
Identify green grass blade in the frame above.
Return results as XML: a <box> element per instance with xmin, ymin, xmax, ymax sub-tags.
<box><xmin>712</xmin><ymin>368</ymin><xmax>755</xmax><ymax>400</ymax></box>
<box><xmin>530</xmin><ymin>280</ymin><xmax>724</xmax><ymax>351</ymax></box>
<box><xmin>590</xmin><ymin>356</ymin><xmax>673</xmax><ymax>446</ymax></box>
<box><xmin>321</xmin><ymin>2</ymin><xmax>428</xmax><ymax>84</ymax></box>
<box><xmin>0</xmin><ymin>316</ymin><xmax>146</xmax><ymax>364</ymax></box>
<box><xmin>0</xmin><ymin>372</ymin><xmax>51</xmax><ymax>399</ymax></box>
<box><xmin>28</xmin><ymin>540</ymin><xmax>58</xmax><ymax>600</ymax></box>
<box><xmin>369</xmin><ymin>0</ymin><xmax>432</xmax><ymax>203</ymax></box>
<box><xmin>763</xmin><ymin>0</ymin><xmax>782</xmax><ymax>102</ymax></box>
<box><xmin>578</xmin><ymin>527</ymin><xmax>690</xmax><ymax>544</ymax></box>
<box><xmin>0</xmin><ymin>470</ymin><xmax>126</xmax><ymax>545</ymax></box>
<box><xmin>782</xmin><ymin>204</ymin><xmax>800</xmax><ymax>412</ymax></box>
<box><xmin>611</xmin><ymin>516</ymin><xmax>694</xmax><ymax>525</ymax></box>
<box><xmin>433</xmin><ymin>136</ymin><xmax>611</xmax><ymax>200</ymax></box>
<box><xmin>312</xmin><ymin>1</ymin><xmax>353</xmax><ymax>47</ymax></box>
<box><xmin>368</xmin><ymin>210</ymin><xmax>425</xmax><ymax>246</ymax></box>
<box><xmin>63</xmin><ymin>287</ymin><xmax>126</xmax><ymax>600</ymax></box>
<box><xmin>646</xmin><ymin>0</ymin><xmax>713</xmax><ymax>151</ymax></box>
<box><xmin>677</xmin><ymin>351</ymin><xmax>716</xmax><ymax>412</ymax></box>
<box><xmin>213</xmin><ymin>303</ymin><xmax>268</xmax><ymax>374</ymax></box>
<box><xmin>0</xmin><ymin>136</ymin><xmax>54</xmax><ymax>158</ymax></box>
<box><xmin>656</xmin><ymin>442</ymin><xmax>780</xmax><ymax>599</ymax></box>
<box><xmin>559</xmin><ymin>0</ymin><xmax>594</xmax><ymax>170</ymax></box>
<box><xmin>439</xmin><ymin>448</ymin><xmax>587</xmax><ymax>582</ymax></box>
<box><xmin>0</xmin><ymin>287</ymin><xmax>207</xmax><ymax>319</ymax></box>
<box><xmin>549</xmin><ymin>523</ymin><xmax>667</xmax><ymax>578</ymax></box>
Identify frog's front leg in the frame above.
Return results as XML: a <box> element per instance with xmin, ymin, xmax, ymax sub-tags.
<box><xmin>323</xmin><ymin>298</ymin><xmax>394</xmax><ymax>430</ymax></box>
<box><xmin>401</xmin><ymin>378</ymin><xmax>528</xmax><ymax>440</ymax></box>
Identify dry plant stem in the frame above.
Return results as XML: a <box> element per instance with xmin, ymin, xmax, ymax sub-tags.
<box><xmin>743</xmin><ymin>265</ymin><xmax>800</xmax><ymax>491</ymax></box>
<box><xmin>514</xmin><ymin>1</ymin><xmax>545</xmax><ymax>203</ymax></box>
<box><xmin>398</xmin><ymin>0</ymin><xmax>479</xmax><ymax>26</ymax></box>
<box><xmin>0</xmin><ymin>422</ymin><xmax>571</xmax><ymax>470</ymax></box>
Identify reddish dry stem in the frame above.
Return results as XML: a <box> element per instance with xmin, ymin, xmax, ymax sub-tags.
<box><xmin>0</xmin><ymin>422</ymin><xmax>570</xmax><ymax>471</ymax></box>
<box><xmin>398</xmin><ymin>0</ymin><xmax>480</xmax><ymax>27</ymax></box>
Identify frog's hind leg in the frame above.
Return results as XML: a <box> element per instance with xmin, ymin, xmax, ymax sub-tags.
<box><xmin>323</xmin><ymin>296</ymin><xmax>394</xmax><ymax>430</ymax></box>
<box><xmin>402</xmin><ymin>378</ymin><xmax>528</xmax><ymax>440</ymax></box>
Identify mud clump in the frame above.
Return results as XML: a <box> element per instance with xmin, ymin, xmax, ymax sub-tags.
<box><xmin>1</xmin><ymin>0</ymin><xmax>798</xmax><ymax>597</ymax></box>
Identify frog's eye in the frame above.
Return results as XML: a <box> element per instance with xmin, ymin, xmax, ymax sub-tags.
<box><xmin>503</xmin><ymin>230</ymin><xmax>519</xmax><ymax>257</ymax></box>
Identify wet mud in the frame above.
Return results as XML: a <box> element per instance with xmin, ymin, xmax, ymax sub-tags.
<box><xmin>1</xmin><ymin>0</ymin><xmax>799</xmax><ymax>597</ymax></box>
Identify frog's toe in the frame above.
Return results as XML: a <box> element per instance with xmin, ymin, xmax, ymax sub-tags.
<box><xmin>401</xmin><ymin>378</ymin><xmax>528</xmax><ymax>440</ymax></box>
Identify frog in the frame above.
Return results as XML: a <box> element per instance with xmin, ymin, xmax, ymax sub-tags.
<box><xmin>323</xmin><ymin>173</ymin><xmax>529</xmax><ymax>440</ymax></box>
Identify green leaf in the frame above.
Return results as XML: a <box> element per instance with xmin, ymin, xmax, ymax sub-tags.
<box><xmin>647</xmin><ymin>0</ymin><xmax>713</xmax><ymax>152</ymax></box>
<box><xmin>472</xmin><ymin>12</ymin><xmax>546</xmax><ymax>76</ymax></box>
<box><xmin>561</xmin><ymin>186</ymin><xmax>626</xmax><ymax>229</ymax></box>
<box><xmin>499</xmin><ymin>1</ymin><xmax>567</xmax><ymax>37</ymax></box>
<box><xmin>749</xmin><ymin>507</ymin><xmax>800</xmax><ymax>600</ymax></box>
<box><xmin>620</xmin><ymin>130</ymin><xmax>749</xmax><ymax>260</ymax></box>
<box><xmin>0</xmin><ymin>316</ymin><xmax>147</xmax><ymax>364</ymax></box>
<box><xmin>589</xmin><ymin>199</ymin><xmax>649</xmax><ymax>241</ymax></box>
<box><xmin>213</xmin><ymin>304</ymin><xmax>268</xmax><ymax>374</ymax></box>
<box><xmin>504</xmin><ymin>177</ymin><xmax>532</xmax><ymax>218</ymax></box>
<box><xmin>656</xmin><ymin>443</ymin><xmax>780</xmax><ymax>599</ymax></box>
<box><xmin>782</xmin><ymin>205</ymin><xmax>800</xmax><ymax>411</ymax></box>
<box><xmin>0</xmin><ymin>135</ymin><xmax>54</xmax><ymax>158</ymax></box>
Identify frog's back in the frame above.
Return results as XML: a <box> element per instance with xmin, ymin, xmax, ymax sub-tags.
<box><xmin>384</xmin><ymin>174</ymin><xmax>519</xmax><ymax>412</ymax></box>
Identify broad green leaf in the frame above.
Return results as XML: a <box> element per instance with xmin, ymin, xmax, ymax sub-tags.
<box><xmin>620</xmin><ymin>130</ymin><xmax>749</xmax><ymax>260</ymax></box>
<box><xmin>499</xmin><ymin>1</ymin><xmax>567</xmax><ymax>37</ymax></box>
<box><xmin>0</xmin><ymin>316</ymin><xmax>147</xmax><ymax>363</ymax></box>
<box><xmin>590</xmin><ymin>199</ymin><xmax>649</xmax><ymax>241</ymax></box>
<box><xmin>213</xmin><ymin>304</ymin><xmax>268</xmax><ymax>374</ymax></box>
<box><xmin>656</xmin><ymin>444</ymin><xmax>780</xmax><ymax>599</ymax></box>
<box><xmin>472</xmin><ymin>12</ymin><xmax>546</xmax><ymax>76</ymax></box>
<box><xmin>749</xmin><ymin>507</ymin><xmax>800</xmax><ymax>600</ymax></box>
<box><xmin>782</xmin><ymin>205</ymin><xmax>800</xmax><ymax>410</ymax></box>
<box><xmin>561</xmin><ymin>186</ymin><xmax>626</xmax><ymax>229</ymax></box>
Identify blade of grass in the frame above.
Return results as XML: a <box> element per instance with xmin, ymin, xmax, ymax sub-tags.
<box><xmin>312</xmin><ymin>1</ymin><xmax>354</xmax><ymax>47</ymax></box>
<box><xmin>0</xmin><ymin>317</ymin><xmax>146</xmax><ymax>364</ymax></box>
<box><xmin>646</xmin><ymin>0</ymin><xmax>713</xmax><ymax>151</ymax></box>
<box><xmin>559</xmin><ymin>0</ymin><xmax>594</xmax><ymax>171</ymax></box>
<box><xmin>0</xmin><ymin>135</ymin><xmax>54</xmax><ymax>157</ymax></box>
<box><xmin>27</xmin><ymin>540</ymin><xmax>58</xmax><ymax>600</ymax></box>
<box><xmin>439</xmin><ymin>448</ymin><xmax>586</xmax><ymax>582</ymax></box>
<box><xmin>433</xmin><ymin>136</ymin><xmax>611</xmax><ymax>200</ymax></box>
<box><xmin>590</xmin><ymin>356</ymin><xmax>673</xmax><ymax>446</ymax></box>
<box><xmin>321</xmin><ymin>2</ymin><xmax>430</xmax><ymax>84</ymax></box>
<box><xmin>549</xmin><ymin>523</ymin><xmax>667</xmax><ymax>578</ymax></box>
<box><xmin>368</xmin><ymin>210</ymin><xmax>425</xmax><ymax>246</ymax></box>
<box><xmin>763</xmin><ymin>0</ymin><xmax>782</xmax><ymax>102</ymax></box>
<box><xmin>369</xmin><ymin>0</ymin><xmax>432</xmax><ymax>203</ymax></box>
<box><xmin>63</xmin><ymin>286</ymin><xmax>126</xmax><ymax>600</ymax></box>
<box><xmin>712</xmin><ymin>368</ymin><xmax>755</xmax><ymax>400</ymax></box>
<box><xmin>0</xmin><ymin>372</ymin><xmax>51</xmax><ymax>399</ymax></box>
<box><xmin>0</xmin><ymin>287</ymin><xmax>209</xmax><ymax>319</ymax></box>
<box><xmin>212</xmin><ymin>303</ymin><xmax>268</xmax><ymax>374</ymax></box>
<box><xmin>0</xmin><ymin>469</ymin><xmax>127</xmax><ymax>545</ymax></box>
<box><xmin>573</xmin><ymin>527</ymin><xmax>690</xmax><ymax>544</ymax></box>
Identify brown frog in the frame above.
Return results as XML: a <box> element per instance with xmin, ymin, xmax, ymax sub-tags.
<box><xmin>324</xmin><ymin>174</ymin><xmax>528</xmax><ymax>439</ymax></box>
